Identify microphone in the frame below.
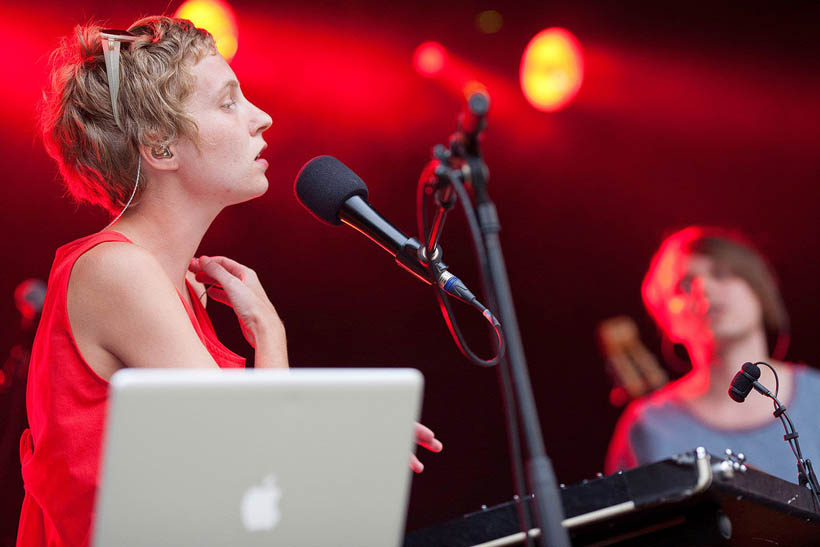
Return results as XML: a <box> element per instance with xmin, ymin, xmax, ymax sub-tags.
<box><xmin>294</xmin><ymin>156</ymin><xmax>480</xmax><ymax>306</ymax></box>
<box><xmin>729</xmin><ymin>361</ymin><xmax>760</xmax><ymax>402</ymax></box>
<box><xmin>729</xmin><ymin>361</ymin><xmax>774</xmax><ymax>402</ymax></box>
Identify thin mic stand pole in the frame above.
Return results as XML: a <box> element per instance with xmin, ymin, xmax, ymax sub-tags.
<box><xmin>449</xmin><ymin>151</ymin><xmax>567</xmax><ymax>545</ymax></box>
<box><xmin>424</xmin><ymin>150</ymin><xmax>533</xmax><ymax>545</ymax></box>
<box><xmin>475</xmin><ymin>197</ymin><xmax>570</xmax><ymax>547</ymax></box>
<box><xmin>448</xmin><ymin>92</ymin><xmax>569</xmax><ymax>546</ymax></box>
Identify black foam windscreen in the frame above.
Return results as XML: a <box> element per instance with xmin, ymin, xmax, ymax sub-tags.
<box><xmin>294</xmin><ymin>156</ymin><xmax>369</xmax><ymax>226</ymax></box>
<box><xmin>729</xmin><ymin>361</ymin><xmax>761</xmax><ymax>402</ymax></box>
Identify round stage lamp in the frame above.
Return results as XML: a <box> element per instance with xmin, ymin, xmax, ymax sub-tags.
<box><xmin>175</xmin><ymin>0</ymin><xmax>239</xmax><ymax>61</ymax></box>
<box><xmin>519</xmin><ymin>27</ymin><xmax>583</xmax><ymax>112</ymax></box>
<box><xmin>414</xmin><ymin>42</ymin><xmax>446</xmax><ymax>77</ymax></box>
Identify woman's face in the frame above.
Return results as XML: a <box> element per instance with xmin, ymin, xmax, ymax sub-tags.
<box><xmin>173</xmin><ymin>52</ymin><xmax>273</xmax><ymax>205</ymax></box>
<box><xmin>666</xmin><ymin>253</ymin><xmax>764</xmax><ymax>345</ymax></box>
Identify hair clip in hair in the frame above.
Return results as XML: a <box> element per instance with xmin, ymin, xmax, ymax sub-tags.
<box><xmin>99</xmin><ymin>29</ymin><xmax>139</xmax><ymax>130</ymax></box>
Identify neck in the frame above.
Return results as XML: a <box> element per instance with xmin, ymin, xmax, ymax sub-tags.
<box><xmin>682</xmin><ymin>328</ymin><xmax>770</xmax><ymax>400</ymax></box>
<box><xmin>106</xmin><ymin>175</ymin><xmax>222</xmax><ymax>294</ymax></box>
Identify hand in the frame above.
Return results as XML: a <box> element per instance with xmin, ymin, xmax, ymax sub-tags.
<box><xmin>410</xmin><ymin>422</ymin><xmax>443</xmax><ymax>473</ymax></box>
<box><xmin>189</xmin><ymin>256</ymin><xmax>288</xmax><ymax>368</ymax></box>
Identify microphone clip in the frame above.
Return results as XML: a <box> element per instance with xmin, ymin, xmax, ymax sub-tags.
<box><xmin>393</xmin><ymin>237</ymin><xmax>443</xmax><ymax>286</ymax></box>
<box><xmin>417</xmin><ymin>243</ymin><xmax>442</xmax><ymax>265</ymax></box>
<box><xmin>418</xmin><ymin>245</ymin><xmax>479</xmax><ymax>307</ymax></box>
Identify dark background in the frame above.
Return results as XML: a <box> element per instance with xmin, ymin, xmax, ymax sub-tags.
<box><xmin>1</xmin><ymin>0</ymin><xmax>819</xmax><ymax>535</ymax></box>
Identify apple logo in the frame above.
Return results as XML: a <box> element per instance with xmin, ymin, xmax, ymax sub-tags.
<box><xmin>240</xmin><ymin>474</ymin><xmax>282</xmax><ymax>531</ymax></box>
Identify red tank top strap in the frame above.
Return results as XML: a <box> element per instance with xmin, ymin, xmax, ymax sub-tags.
<box><xmin>181</xmin><ymin>280</ymin><xmax>246</xmax><ymax>368</ymax></box>
<box><xmin>61</xmin><ymin>230</ymin><xmax>132</xmax><ymax>256</ymax></box>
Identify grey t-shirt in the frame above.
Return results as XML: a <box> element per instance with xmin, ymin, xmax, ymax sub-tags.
<box><xmin>607</xmin><ymin>366</ymin><xmax>820</xmax><ymax>483</ymax></box>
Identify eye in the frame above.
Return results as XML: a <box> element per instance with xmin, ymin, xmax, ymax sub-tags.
<box><xmin>222</xmin><ymin>99</ymin><xmax>238</xmax><ymax>110</ymax></box>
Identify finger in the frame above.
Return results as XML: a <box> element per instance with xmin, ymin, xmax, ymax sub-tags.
<box><xmin>188</xmin><ymin>256</ymin><xmax>210</xmax><ymax>274</ymax></box>
<box><xmin>207</xmin><ymin>286</ymin><xmax>231</xmax><ymax>306</ymax></box>
<box><xmin>194</xmin><ymin>272</ymin><xmax>220</xmax><ymax>286</ymax></box>
<box><xmin>409</xmin><ymin>452</ymin><xmax>424</xmax><ymax>474</ymax></box>
<box><xmin>200</xmin><ymin>257</ymin><xmax>241</xmax><ymax>290</ymax></box>
<box><xmin>419</xmin><ymin>438</ymin><xmax>443</xmax><ymax>453</ymax></box>
<box><xmin>203</xmin><ymin>256</ymin><xmax>253</xmax><ymax>280</ymax></box>
<box><xmin>415</xmin><ymin>422</ymin><xmax>434</xmax><ymax>440</ymax></box>
<box><xmin>415</xmin><ymin>422</ymin><xmax>443</xmax><ymax>452</ymax></box>
<box><xmin>191</xmin><ymin>256</ymin><xmax>242</xmax><ymax>278</ymax></box>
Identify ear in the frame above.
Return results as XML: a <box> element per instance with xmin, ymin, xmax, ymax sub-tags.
<box><xmin>138</xmin><ymin>142</ymin><xmax>179</xmax><ymax>172</ymax></box>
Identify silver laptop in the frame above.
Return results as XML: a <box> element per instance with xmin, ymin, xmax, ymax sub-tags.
<box><xmin>93</xmin><ymin>368</ymin><xmax>423</xmax><ymax>547</ymax></box>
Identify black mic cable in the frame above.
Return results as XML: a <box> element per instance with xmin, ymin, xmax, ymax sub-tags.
<box><xmin>417</xmin><ymin>101</ymin><xmax>533</xmax><ymax>545</ymax></box>
<box><xmin>416</xmin><ymin>158</ymin><xmax>504</xmax><ymax>368</ymax></box>
<box><xmin>730</xmin><ymin>361</ymin><xmax>820</xmax><ymax>510</ymax></box>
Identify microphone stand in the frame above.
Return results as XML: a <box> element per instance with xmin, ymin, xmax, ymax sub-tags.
<box><xmin>469</xmin><ymin>157</ymin><xmax>570</xmax><ymax>547</ymax></box>
<box><xmin>746</xmin><ymin>363</ymin><xmax>820</xmax><ymax>508</ymax></box>
<box><xmin>421</xmin><ymin>93</ymin><xmax>570</xmax><ymax>547</ymax></box>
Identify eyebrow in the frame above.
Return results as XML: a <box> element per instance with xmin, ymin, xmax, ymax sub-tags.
<box><xmin>215</xmin><ymin>80</ymin><xmax>240</xmax><ymax>97</ymax></box>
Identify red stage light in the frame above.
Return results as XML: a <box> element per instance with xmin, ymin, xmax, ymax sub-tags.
<box><xmin>413</xmin><ymin>42</ymin><xmax>446</xmax><ymax>77</ymax></box>
<box><xmin>175</xmin><ymin>0</ymin><xmax>239</xmax><ymax>61</ymax></box>
<box><xmin>519</xmin><ymin>27</ymin><xmax>583</xmax><ymax>112</ymax></box>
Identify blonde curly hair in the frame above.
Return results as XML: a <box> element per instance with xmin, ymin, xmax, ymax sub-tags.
<box><xmin>41</xmin><ymin>16</ymin><xmax>216</xmax><ymax>215</ymax></box>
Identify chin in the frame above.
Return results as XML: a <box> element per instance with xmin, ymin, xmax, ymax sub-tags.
<box><xmin>251</xmin><ymin>177</ymin><xmax>270</xmax><ymax>197</ymax></box>
<box><xmin>713</xmin><ymin>325</ymin><xmax>756</xmax><ymax>344</ymax></box>
<box><xmin>235</xmin><ymin>177</ymin><xmax>269</xmax><ymax>204</ymax></box>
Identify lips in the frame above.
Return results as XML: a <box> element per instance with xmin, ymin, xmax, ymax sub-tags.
<box><xmin>254</xmin><ymin>143</ymin><xmax>268</xmax><ymax>161</ymax></box>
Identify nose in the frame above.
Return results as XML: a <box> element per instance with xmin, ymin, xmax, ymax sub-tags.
<box><xmin>250</xmin><ymin>102</ymin><xmax>273</xmax><ymax>135</ymax></box>
<box><xmin>691</xmin><ymin>274</ymin><xmax>719</xmax><ymax>297</ymax></box>
<box><xmin>688</xmin><ymin>274</ymin><xmax>719</xmax><ymax>314</ymax></box>
<box><xmin>689</xmin><ymin>275</ymin><xmax>706</xmax><ymax>295</ymax></box>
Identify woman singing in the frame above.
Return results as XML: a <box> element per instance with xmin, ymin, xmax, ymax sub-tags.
<box><xmin>20</xmin><ymin>16</ymin><xmax>440</xmax><ymax>546</ymax></box>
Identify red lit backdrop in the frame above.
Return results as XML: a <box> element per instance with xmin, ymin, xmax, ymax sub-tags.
<box><xmin>1</xmin><ymin>0</ymin><xmax>819</xmax><ymax>535</ymax></box>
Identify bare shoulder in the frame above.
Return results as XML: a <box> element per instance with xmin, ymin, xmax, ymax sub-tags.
<box><xmin>69</xmin><ymin>241</ymin><xmax>179</xmax><ymax>342</ymax></box>
<box><xmin>73</xmin><ymin>240</ymin><xmax>165</xmax><ymax>289</ymax></box>
<box><xmin>68</xmin><ymin>241</ymin><xmax>217</xmax><ymax>373</ymax></box>
<box><xmin>70</xmin><ymin>241</ymin><xmax>179</xmax><ymax>312</ymax></box>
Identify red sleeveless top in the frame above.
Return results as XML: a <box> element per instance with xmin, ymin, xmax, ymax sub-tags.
<box><xmin>17</xmin><ymin>231</ymin><xmax>245</xmax><ymax>546</ymax></box>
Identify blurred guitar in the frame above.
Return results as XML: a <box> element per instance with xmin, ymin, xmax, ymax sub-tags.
<box><xmin>597</xmin><ymin>316</ymin><xmax>668</xmax><ymax>406</ymax></box>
